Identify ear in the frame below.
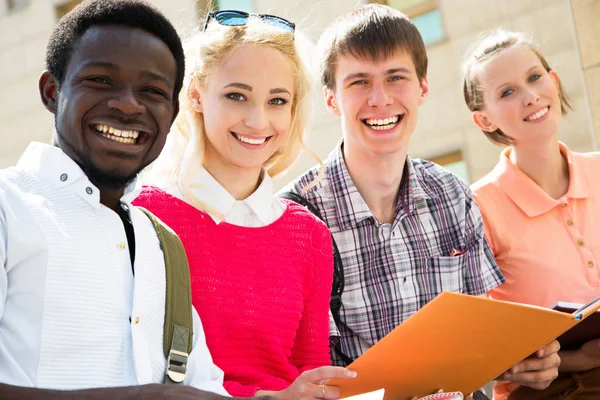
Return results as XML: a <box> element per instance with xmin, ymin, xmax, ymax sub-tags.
<box><xmin>418</xmin><ymin>75</ymin><xmax>429</xmax><ymax>106</ymax></box>
<box><xmin>324</xmin><ymin>85</ymin><xmax>341</xmax><ymax>117</ymax></box>
<box><xmin>549</xmin><ymin>69</ymin><xmax>560</xmax><ymax>89</ymax></box>
<box><xmin>187</xmin><ymin>76</ymin><xmax>203</xmax><ymax>113</ymax></box>
<box><xmin>39</xmin><ymin>71</ymin><xmax>58</xmax><ymax>114</ymax></box>
<box><xmin>472</xmin><ymin>110</ymin><xmax>498</xmax><ymax>133</ymax></box>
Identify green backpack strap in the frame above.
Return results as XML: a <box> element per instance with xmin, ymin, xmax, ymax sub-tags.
<box><xmin>137</xmin><ymin>207</ymin><xmax>193</xmax><ymax>385</ymax></box>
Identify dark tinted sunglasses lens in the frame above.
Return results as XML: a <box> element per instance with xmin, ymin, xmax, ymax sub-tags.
<box><xmin>215</xmin><ymin>11</ymin><xmax>248</xmax><ymax>26</ymax></box>
<box><xmin>263</xmin><ymin>16</ymin><xmax>294</xmax><ymax>32</ymax></box>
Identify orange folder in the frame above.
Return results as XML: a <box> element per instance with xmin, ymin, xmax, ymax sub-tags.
<box><xmin>329</xmin><ymin>292</ymin><xmax>600</xmax><ymax>400</ymax></box>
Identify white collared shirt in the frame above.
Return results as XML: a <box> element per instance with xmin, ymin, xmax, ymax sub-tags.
<box><xmin>163</xmin><ymin>167</ymin><xmax>285</xmax><ymax>227</ymax></box>
<box><xmin>0</xmin><ymin>142</ymin><xmax>228</xmax><ymax>394</ymax></box>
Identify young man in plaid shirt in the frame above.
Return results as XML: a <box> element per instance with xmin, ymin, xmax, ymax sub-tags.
<box><xmin>284</xmin><ymin>3</ymin><xmax>560</xmax><ymax>397</ymax></box>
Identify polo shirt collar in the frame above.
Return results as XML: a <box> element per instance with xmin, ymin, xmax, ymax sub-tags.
<box><xmin>496</xmin><ymin>142</ymin><xmax>591</xmax><ymax>217</ymax></box>
<box><xmin>17</xmin><ymin>141</ymin><xmax>141</xmax><ymax>209</ymax></box>
<box><xmin>326</xmin><ymin>141</ymin><xmax>430</xmax><ymax>230</ymax></box>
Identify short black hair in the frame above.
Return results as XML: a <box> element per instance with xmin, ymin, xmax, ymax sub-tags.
<box><xmin>46</xmin><ymin>0</ymin><xmax>185</xmax><ymax>99</ymax></box>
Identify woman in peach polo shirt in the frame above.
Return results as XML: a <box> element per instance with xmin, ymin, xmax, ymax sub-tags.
<box><xmin>462</xmin><ymin>30</ymin><xmax>600</xmax><ymax>400</ymax></box>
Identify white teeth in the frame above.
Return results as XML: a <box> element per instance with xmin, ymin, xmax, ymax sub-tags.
<box><xmin>94</xmin><ymin>124</ymin><xmax>140</xmax><ymax>142</ymax></box>
<box><xmin>526</xmin><ymin>107</ymin><xmax>549</xmax><ymax>121</ymax></box>
<box><xmin>365</xmin><ymin>115</ymin><xmax>400</xmax><ymax>126</ymax></box>
<box><xmin>101</xmin><ymin>133</ymin><xmax>136</xmax><ymax>145</ymax></box>
<box><xmin>234</xmin><ymin>133</ymin><xmax>267</xmax><ymax>145</ymax></box>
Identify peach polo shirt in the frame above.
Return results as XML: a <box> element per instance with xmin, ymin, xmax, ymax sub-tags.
<box><xmin>472</xmin><ymin>143</ymin><xmax>600</xmax><ymax>400</ymax></box>
<box><xmin>472</xmin><ymin>143</ymin><xmax>600</xmax><ymax>308</ymax></box>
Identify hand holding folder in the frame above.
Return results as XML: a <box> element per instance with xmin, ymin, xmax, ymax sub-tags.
<box><xmin>329</xmin><ymin>292</ymin><xmax>600</xmax><ymax>400</ymax></box>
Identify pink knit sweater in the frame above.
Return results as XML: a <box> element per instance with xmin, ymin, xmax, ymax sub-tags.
<box><xmin>133</xmin><ymin>186</ymin><xmax>333</xmax><ymax>396</ymax></box>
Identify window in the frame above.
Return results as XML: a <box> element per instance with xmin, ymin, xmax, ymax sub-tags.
<box><xmin>6</xmin><ymin>0</ymin><xmax>28</xmax><ymax>13</ymax></box>
<box><xmin>430</xmin><ymin>151</ymin><xmax>470</xmax><ymax>183</ymax></box>
<box><xmin>216</xmin><ymin>0</ymin><xmax>253</xmax><ymax>12</ymax></box>
<box><xmin>55</xmin><ymin>0</ymin><xmax>81</xmax><ymax>20</ymax></box>
<box><xmin>371</xmin><ymin>0</ymin><xmax>445</xmax><ymax>46</ymax></box>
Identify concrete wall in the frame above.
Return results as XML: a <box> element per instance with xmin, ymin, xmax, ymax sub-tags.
<box><xmin>571</xmin><ymin>0</ymin><xmax>600</xmax><ymax>147</ymax></box>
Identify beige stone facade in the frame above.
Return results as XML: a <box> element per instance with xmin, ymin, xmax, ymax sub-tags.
<box><xmin>1</xmin><ymin>0</ymin><xmax>597</xmax><ymax>188</ymax></box>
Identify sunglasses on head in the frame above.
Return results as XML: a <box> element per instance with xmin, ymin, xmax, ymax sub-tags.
<box><xmin>203</xmin><ymin>10</ymin><xmax>295</xmax><ymax>34</ymax></box>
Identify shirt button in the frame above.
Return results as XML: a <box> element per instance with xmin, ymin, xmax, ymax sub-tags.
<box><xmin>60</xmin><ymin>173</ymin><xmax>68</xmax><ymax>182</ymax></box>
<box><xmin>135</xmin><ymin>317</ymin><xmax>140</xmax><ymax>324</ymax></box>
<box><xmin>561</xmin><ymin>203</ymin><xmax>568</xmax><ymax>208</ymax></box>
<box><xmin>577</xmin><ymin>239</ymin><xmax>584</xmax><ymax>247</ymax></box>
<box><xmin>588</xmin><ymin>261</ymin><xmax>595</xmax><ymax>268</ymax></box>
<box><xmin>119</xmin><ymin>242</ymin><xmax>126</xmax><ymax>249</ymax></box>
<box><xmin>86</xmin><ymin>187</ymin><xmax>93</xmax><ymax>195</ymax></box>
<box><xmin>566</xmin><ymin>220</ymin><xmax>574</xmax><ymax>226</ymax></box>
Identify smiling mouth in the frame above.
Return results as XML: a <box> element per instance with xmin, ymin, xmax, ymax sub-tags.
<box><xmin>93</xmin><ymin>124</ymin><xmax>150</xmax><ymax>145</ymax></box>
<box><xmin>524</xmin><ymin>106</ymin><xmax>550</xmax><ymax>121</ymax></box>
<box><xmin>362</xmin><ymin>115</ymin><xmax>404</xmax><ymax>131</ymax></box>
<box><xmin>231</xmin><ymin>132</ymin><xmax>270</xmax><ymax>145</ymax></box>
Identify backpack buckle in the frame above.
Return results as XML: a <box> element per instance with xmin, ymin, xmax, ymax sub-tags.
<box><xmin>166</xmin><ymin>348</ymin><xmax>188</xmax><ymax>383</ymax></box>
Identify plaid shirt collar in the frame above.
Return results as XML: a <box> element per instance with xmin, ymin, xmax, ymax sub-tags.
<box><xmin>327</xmin><ymin>142</ymin><xmax>431</xmax><ymax>231</ymax></box>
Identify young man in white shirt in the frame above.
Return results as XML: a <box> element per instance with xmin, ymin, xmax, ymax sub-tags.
<box><xmin>0</xmin><ymin>1</ymin><xmax>264</xmax><ymax>399</ymax></box>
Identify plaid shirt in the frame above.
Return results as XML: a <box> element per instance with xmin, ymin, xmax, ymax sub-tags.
<box><xmin>285</xmin><ymin>143</ymin><xmax>504</xmax><ymax>365</ymax></box>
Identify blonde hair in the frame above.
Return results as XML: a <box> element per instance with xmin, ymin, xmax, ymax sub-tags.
<box><xmin>146</xmin><ymin>16</ymin><xmax>323</xmax><ymax>205</ymax></box>
<box><xmin>461</xmin><ymin>29</ymin><xmax>572</xmax><ymax>146</ymax></box>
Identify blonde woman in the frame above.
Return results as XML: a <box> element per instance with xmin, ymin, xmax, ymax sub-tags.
<box><xmin>133</xmin><ymin>11</ymin><xmax>355</xmax><ymax>400</ymax></box>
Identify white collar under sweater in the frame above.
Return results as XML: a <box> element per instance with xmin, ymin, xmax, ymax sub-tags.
<box><xmin>162</xmin><ymin>166</ymin><xmax>285</xmax><ymax>227</ymax></box>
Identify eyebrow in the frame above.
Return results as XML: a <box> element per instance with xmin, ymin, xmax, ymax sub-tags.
<box><xmin>224</xmin><ymin>82</ymin><xmax>291</xmax><ymax>95</ymax></box>
<box><xmin>78</xmin><ymin>61</ymin><xmax>173</xmax><ymax>87</ymax></box>
<box><xmin>342</xmin><ymin>67</ymin><xmax>413</xmax><ymax>83</ymax></box>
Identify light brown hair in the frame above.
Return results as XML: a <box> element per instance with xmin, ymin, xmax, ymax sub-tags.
<box><xmin>318</xmin><ymin>4</ymin><xmax>428</xmax><ymax>90</ymax></box>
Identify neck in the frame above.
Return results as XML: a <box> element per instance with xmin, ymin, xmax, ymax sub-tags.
<box><xmin>99</xmin><ymin>188</ymin><xmax>126</xmax><ymax>212</ymax></box>
<box><xmin>203</xmin><ymin>160</ymin><xmax>263</xmax><ymax>201</ymax></box>
<box><xmin>343</xmin><ymin>138</ymin><xmax>408</xmax><ymax>224</ymax></box>
<box><xmin>510</xmin><ymin>136</ymin><xmax>569</xmax><ymax>199</ymax></box>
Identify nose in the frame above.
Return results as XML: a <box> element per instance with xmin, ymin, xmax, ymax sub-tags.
<box><xmin>367</xmin><ymin>83</ymin><xmax>392</xmax><ymax>108</ymax></box>
<box><xmin>523</xmin><ymin>86</ymin><xmax>540</xmax><ymax>106</ymax></box>
<box><xmin>244</xmin><ymin>105</ymin><xmax>269</xmax><ymax>131</ymax></box>
<box><xmin>107</xmin><ymin>87</ymin><xmax>146</xmax><ymax>116</ymax></box>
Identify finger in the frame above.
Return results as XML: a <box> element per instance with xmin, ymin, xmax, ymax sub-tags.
<box><xmin>313</xmin><ymin>383</ymin><xmax>341</xmax><ymax>400</ymax></box>
<box><xmin>504</xmin><ymin>368</ymin><xmax>558</xmax><ymax>388</ymax></box>
<box><xmin>536</xmin><ymin>340</ymin><xmax>560</xmax><ymax>358</ymax></box>
<box><xmin>510</xmin><ymin>352</ymin><xmax>560</xmax><ymax>374</ymax></box>
<box><xmin>302</xmin><ymin>366</ymin><xmax>357</xmax><ymax>383</ymax></box>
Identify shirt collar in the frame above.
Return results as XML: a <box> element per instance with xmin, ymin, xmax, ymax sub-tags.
<box><xmin>496</xmin><ymin>142</ymin><xmax>591</xmax><ymax>217</ymax></box>
<box><xmin>188</xmin><ymin>166</ymin><xmax>275</xmax><ymax>225</ymax></box>
<box><xmin>326</xmin><ymin>141</ymin><xmax>430</xmax><ymax>230</ymax></box>
<box><xmin>16</xmin><ymin>141</ymin><xmax>141</xmax><ymax>209</ymax></box>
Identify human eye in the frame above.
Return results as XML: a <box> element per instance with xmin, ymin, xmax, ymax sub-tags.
<box><xmin>528</xmin><ymin>74</ymin><xmax>541</xmax><ymax>83</ymax></box>
<box><xmin>225</xmin><ymin>92</ymin><xmax>246</xmax><ymax>101</ymax></box>
<box><xmin>500</xmin><ymin>88</ymin><xmax>513</xmax><ymax>98</ymax></box>
<box><xmin>144</xmin><ymin>87</ymin><xmax>169</xmax><ymax>99</ymax></box>
<box><xmin>389</xmin><ymin>75</ymin><xmax>405</xmax><ymax>82</ymax></box>
<box><xmin>85</xmin><ymin>76</ymin><xmax>110</xmax><ymax>85</ymax></box>
<box><xmin>269</xmin><ymin>97</ymin><xmax>289</xmax><ymax>106</ymax></box>
<box><xmin>350</xmin><ymin>79</ymin><xmax>368</xmax><ymax>86</ymax></box>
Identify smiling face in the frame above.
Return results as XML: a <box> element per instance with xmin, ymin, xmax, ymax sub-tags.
<box><xmin>189</xmin><ymin>43</ymin><xmax>294</xmax><ymax>175</ymax></box>
<box><xmin>325</xmin><ymin>50</ymin><xmax>428</xmax><ymax>157</ymax></box>
<box><xmin>40</xmin><ymin>25</ymin><xmax>178</xmax><ymax>189</ymax></box>
<box><xmin>472</xmin><ymin>46</ymin><xmax>562</xmax><ymax>145</ymax></box>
